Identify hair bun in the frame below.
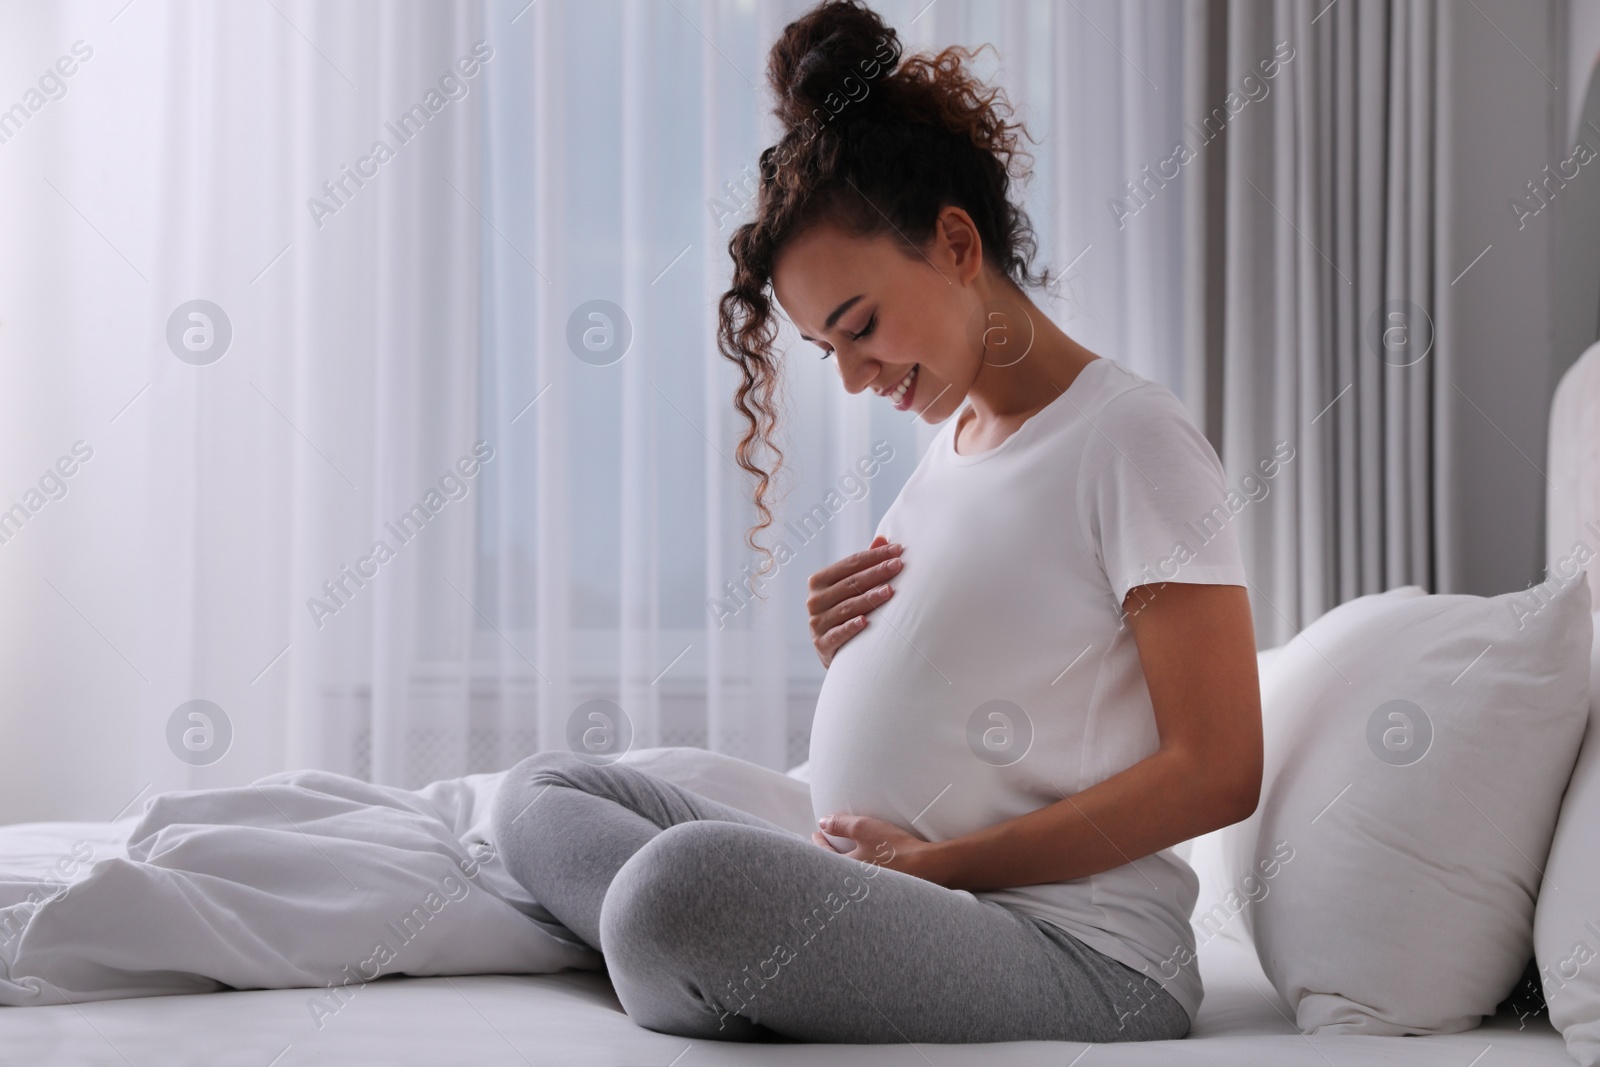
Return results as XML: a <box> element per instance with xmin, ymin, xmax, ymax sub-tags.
<box><xmin>768</xmin><ymin>0</ymin><xmax>902</xmax><ymax>131</ymax></box>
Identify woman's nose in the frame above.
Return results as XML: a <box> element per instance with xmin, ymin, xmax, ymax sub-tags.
<box><xmin>837</xmin><ymin>354</ymin><xmax>879</xmax><ymax>396</ymax></box>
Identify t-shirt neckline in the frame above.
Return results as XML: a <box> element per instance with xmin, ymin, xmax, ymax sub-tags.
<box><xmin>945</xmin><ymin>356</ymin><xmax>1109</xmax><ymax>467</ymax></box>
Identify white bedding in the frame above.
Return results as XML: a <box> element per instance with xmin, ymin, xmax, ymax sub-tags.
<box><xmin>0</xmin><ymin>748</ymin><xmax>1569</xmax><ymax>1064</ymax></box>
<box><xmin>0</xmin><ymin>921</ymin><xmax>1568</xmax><ymax>1066</ymax></box>
<box><xmin>0</xmin><ymin>769</ymin><xmax>600</xmax><ymax>1006</ymax></box>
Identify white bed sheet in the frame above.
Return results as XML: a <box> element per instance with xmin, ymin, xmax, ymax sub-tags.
<box><xmin>0</xmin><ymin>906</ymin><xmax>1567</xmax><ymax>1066</ymax></box>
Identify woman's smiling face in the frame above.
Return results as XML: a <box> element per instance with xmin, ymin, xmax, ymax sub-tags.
<box><xmin>771</xmin><ymin>213</ymin><xmax>985</xmax><ymax>423</ymax></box>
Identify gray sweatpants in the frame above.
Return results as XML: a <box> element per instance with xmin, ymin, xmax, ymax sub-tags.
<box><xmin>489</xmin><ymin>751</ymin><xmax>1191</xmax><ymax>1045</ymax></box>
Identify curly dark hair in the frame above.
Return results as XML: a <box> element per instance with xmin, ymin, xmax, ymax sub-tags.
<box><xmin>717</xmin><ymin>0</ymin><xmax>1047</xmax><ymax>587</ymax></box>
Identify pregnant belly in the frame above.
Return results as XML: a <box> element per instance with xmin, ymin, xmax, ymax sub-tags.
<box><xmin>806</xmin><ymin>629</ymin><xmax>977</xmax><ymax>852</ymax></box>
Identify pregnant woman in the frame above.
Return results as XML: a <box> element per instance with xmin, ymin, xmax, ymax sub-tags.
<box><xmin>491</xmin><ymin>0</ymin><xmax>1262</xmax><ymax>1046</ymax></box>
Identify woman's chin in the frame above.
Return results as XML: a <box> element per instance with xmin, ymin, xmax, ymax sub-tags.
<box><xmin>918</xmin><ymin>388</ymin><xmax>962</xmax><ymax>424</ymax></box>
<box><xmin>901</xmin><ymin>372</ymin><xmax>955</xmax><ymax>421</ymax></box>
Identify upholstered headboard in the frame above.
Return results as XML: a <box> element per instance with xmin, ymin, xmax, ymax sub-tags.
<box><xmin>1549</xmin><ymin>343</ymin><xmax>1600</xmax><ymax>607</ymax></box>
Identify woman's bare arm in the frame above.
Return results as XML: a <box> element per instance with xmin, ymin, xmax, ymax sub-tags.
<box><xmin>904</xmin><ymin>582</ymin><xmax>1262</xmax><ymax>891</ymax></box>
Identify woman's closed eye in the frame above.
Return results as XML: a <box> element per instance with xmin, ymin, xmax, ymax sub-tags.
<box><xmin>818</xmin><ymin>313</ymin><xmax>877</xmax><ymax>360</ymax></box>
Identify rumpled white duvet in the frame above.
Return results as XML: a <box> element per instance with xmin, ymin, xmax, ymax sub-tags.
<box><xmin>0</xmin><ymin>748</ymin><xmax>818</xmax><ymax>1008</ymax></box>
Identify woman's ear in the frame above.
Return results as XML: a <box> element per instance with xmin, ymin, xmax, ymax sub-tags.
<box><xmin>935</xmin><ymin>205</ymin><xmax>985</xmax><ymax>286</ymax></box>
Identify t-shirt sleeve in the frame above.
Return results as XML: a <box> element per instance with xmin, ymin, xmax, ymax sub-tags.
<box><xmin>1075</xmin><ymin>383</ymin><xmax>1252</xmax><ymax>607</ymax></box>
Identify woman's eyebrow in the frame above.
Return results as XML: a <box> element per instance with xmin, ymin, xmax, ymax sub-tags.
<box><xmin>799</xmin><ymin>293</ymin><xmax>866</xmax><ymax>342</ymax></box>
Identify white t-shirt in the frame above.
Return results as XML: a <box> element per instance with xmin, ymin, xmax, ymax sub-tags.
<box><xmin>807</xmin><ymin>356</ymin><xmax>1249</xmax><ymax>1026</ymax></box>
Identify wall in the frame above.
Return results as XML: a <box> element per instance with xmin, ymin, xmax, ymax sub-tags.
<box><xmin>1442</xmin><ymin>0</ymin><xmax>1570</xmax><ymax>594</ymax></box>
<box><xmin>1568</xmin><ymin>0</ymin><xmax>1600</xmax><ymax>138</ymax></box>
<box><xmin>1552</xmin><ymin>2</ymin><xmax>1600</xmax><ymax>394</ymax></box>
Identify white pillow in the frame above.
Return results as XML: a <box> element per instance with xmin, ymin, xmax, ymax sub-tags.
<box><xmin>1536</xmin><ymin>609</ymin><xmax>1600</xmax><ymax>1065</ymax></box>
<box><xmin>1220</xmin><ymin>580</ymin><xmax>1593</xmax><ymax>1035</ymax></box>
<box><xmin>1186</xmin><ymin>594</ymin><xmax>1428</xmax><ymax>941</ymax></box>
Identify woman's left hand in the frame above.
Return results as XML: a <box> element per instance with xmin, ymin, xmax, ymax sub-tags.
<box><xmin>811</xmin><ymin>813</ymin><xmax>945</xmax><ymax>884</ymax></box>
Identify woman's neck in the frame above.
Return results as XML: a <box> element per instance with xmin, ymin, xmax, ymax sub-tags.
<box><xmin>960</xmin><ymin>283</ymin><xmax>1099</xmax><ymax>427</ymax></box>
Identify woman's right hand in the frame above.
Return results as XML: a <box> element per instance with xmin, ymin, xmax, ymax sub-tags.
<box><xmin>807</xmin><ymin>534</ymin><xmax>904</xmax><ymax>669</ymax></box>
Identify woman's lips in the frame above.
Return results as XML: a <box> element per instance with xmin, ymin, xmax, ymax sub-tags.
<box><xmin>891</xmin><ymin>364</ymin><xmax>919</xmax><ymax>411</ymax></box>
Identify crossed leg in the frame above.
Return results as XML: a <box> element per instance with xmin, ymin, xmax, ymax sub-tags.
<box><xmin>490</xmin><ymin>751</ymin><xmax>1190</xmax><ymax>1044</ymax></box>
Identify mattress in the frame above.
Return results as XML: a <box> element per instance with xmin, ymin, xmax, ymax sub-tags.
<box><xmin>0</xmin><ymin>814</ymin><xmax>1571</xmax><ymax>1066</ymax></box>
<box><xmin>0</xmin><ymin>909</ymin><xmax>1568</xmax><ymax>1065</ymax></box>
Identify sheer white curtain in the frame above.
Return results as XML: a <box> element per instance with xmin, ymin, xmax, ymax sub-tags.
<box><xmin>0</xmin><ymin>0</ymin><xmax>1209</xmax><ymax>820</ymax></box>
<box><xmin>0</xmin><ymin>0</ymin><xmax>492</xmax><ymax>819</ymax></box>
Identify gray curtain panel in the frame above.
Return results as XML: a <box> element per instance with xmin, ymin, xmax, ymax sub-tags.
<box><xmin>1209</xmin><ymin>0</ymin><xmax>1579</xmax><ymax>641</ymax></box>
<box><xmin>1208</xmin><ymin>0</ymin><xmax>1443</xmax><ymax>646</ymax></box>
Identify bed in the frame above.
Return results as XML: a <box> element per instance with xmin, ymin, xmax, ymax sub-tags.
<box><xmin>0</xmin><ymin>740</ymin><xmax>1578</xmax><ymax>1067</ymax></box>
